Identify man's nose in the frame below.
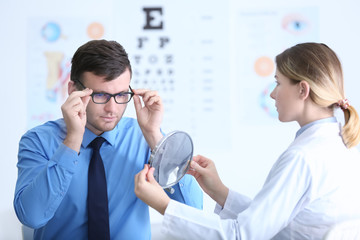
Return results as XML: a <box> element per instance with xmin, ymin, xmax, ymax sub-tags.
<box><xmin>104</xmin><ymin>96</ymin><xmax>117</xmax><ymax>111</ymax></box>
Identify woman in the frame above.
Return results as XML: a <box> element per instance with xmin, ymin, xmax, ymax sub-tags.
<box><xmin>134</xmin><ymin>43</ymin><xmax>360</xmax><ymax>239</ymax></box>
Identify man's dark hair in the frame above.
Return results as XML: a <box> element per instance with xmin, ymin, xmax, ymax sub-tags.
<box><xmin>70</xmin><ymin>40</ymin><xmax>132</xmax><ymax>87</ymax></box>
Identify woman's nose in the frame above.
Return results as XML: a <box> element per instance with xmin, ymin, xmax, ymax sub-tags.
<box><xmin>270</xmin><ymin>89</ymin><xmax>275</xmax><ymax>99</ymax></box>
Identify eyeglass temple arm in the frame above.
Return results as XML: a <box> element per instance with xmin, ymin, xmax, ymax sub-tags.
<box><xmin>129</xmin><ymin>86</ymin><xmax>134</xmax><ymax>95</ymax></box>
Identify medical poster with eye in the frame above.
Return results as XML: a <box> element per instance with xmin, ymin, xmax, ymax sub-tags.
<box><xmin>234</xmin><ymin>7</ymin><xmax>318</xmax><ymax>125</ymax></box>
<box><xmin>26</xmin><ymin>18</ymin><xmax>112</xmax><ymax>129</ymax></box>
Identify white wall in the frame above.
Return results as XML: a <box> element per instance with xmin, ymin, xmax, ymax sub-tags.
<box><xmin>1</xmin><ymin>0</ymin><xmax>360</xmax><ymax>239</ymax></box>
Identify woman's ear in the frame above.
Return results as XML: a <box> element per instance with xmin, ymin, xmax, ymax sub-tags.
<box><xmin>299</xmin><ymin>81</ymin><xmax>310</xmax><ymax>100</ymax></box>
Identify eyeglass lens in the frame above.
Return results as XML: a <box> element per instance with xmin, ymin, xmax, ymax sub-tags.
<box><xmin>92</xmin><ymin>93</ymin><xmax>132</xmax><ymax>104</ymax></box>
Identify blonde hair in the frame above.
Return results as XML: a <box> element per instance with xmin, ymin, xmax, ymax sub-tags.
<box><xmin>276</xmin><ymin>43</ymin><xmax>360</xmax><ymax>148</ymax></box>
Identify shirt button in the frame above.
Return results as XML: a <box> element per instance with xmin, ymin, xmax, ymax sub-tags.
<box><xmin>73</xmin><ymin>160</ymin><xmax>78</xmax><ymax>165</ymax></box>
<box><xmin>180</xmin><ymin>183</ymin><xmax>184</xmax><ymax>187</ymax></box>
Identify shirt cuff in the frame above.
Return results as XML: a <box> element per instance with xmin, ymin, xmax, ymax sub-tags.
<box><xmin>50</xmin><ymin>143</ymin><xmax>80</xmax><ymax>174</ymax></box>
<box><xmin>214</xmin><ymin>189</ymin><xmax>250</xmax><ymax>219</ymax></box>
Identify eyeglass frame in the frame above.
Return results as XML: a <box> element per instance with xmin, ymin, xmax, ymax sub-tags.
<box><xmin>75</xmin><ymin>80</ymin><xmax>134</xmax><ymax>104</ymax></box>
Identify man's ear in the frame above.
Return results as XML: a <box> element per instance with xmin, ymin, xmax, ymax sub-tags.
<box><xmin>68</xmin><ymin>80</ymin><xmax>77</xmax><ymax>95</ymax></box>
<box><xmin>299</xmin><ymin>81</ymin><xmax>310</xmax><ymax>100</ymax></box>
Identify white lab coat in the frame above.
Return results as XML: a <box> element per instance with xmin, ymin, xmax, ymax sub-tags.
<box><xmin>161</xmin><ymin>122</ymin><xmax>360</xmax><ymax>239</ymax></box>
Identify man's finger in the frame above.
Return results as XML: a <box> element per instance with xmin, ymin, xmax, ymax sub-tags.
<box><xmin>133</xmin><ymin>95</ymin><xmax>142</xmax><ymax>113</ymax></box>
<box><xmin>132</xmin><ymin>88</ymin><xmax>149</xmax><ymax>96</ymax></box>
<box><xmin>69</xmin><ymin>88</ymin><xmax>92</xmax><ymax>99</ymax></box>
<box><xmin>135</xmin><ymin>89</ymin><xmax>158</xmax><ymax>102</ymax></box>
<box><xmin>144</xmin><ymin>96</ymin><xmax>161</xmax><ymax>106</ymax></box>
<box><xmin>83</xmin><ymin>95</ymin><xmax>92</xmax><ymax>109</ymax></box>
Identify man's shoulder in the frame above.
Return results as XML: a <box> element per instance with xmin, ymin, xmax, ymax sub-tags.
<box><xmin>119</xmin><ymin>116</ymin><xmax>137</xmax><ymax>125</ymax></box>
<box><xmin>24</xmin><ymin>118</ymin><xmax>66</xmax><ymax>138</ymax></box>
<box><xmin>112</xmin><ymin>117</ymin><xmax>148</xmax><ymax>146</ymax></box>
<box><xmin>117</xmin><ymin>117</ymin><xmax>141</xmax><ymax>131</ymax></box>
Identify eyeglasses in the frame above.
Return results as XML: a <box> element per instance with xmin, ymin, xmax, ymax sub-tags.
<box><xmin>76</xmin><ymin>80</ymin><xmax>134</xmax><ymax>104</ymax></box>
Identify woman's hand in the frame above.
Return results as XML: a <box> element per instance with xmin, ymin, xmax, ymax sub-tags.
<box><xmin>134</xmin><ymin>164</ymin><xmax>170</xmax><ymax>215</ymax></box>
<box><xmin>187</xmin><ymin>155</ymin><xmax>229</xmax><ymax>207</ymax></box>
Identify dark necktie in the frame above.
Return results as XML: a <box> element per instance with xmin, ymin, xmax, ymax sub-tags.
<box><xmin>88</xmin><ymin>137</ymin><xmax>110</xmax><ymax>240</ymax></box>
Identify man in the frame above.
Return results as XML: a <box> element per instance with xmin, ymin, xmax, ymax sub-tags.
<box><xmin>14</xmin><ymin>40</ymin><xmax>203</xmax><ymax>239</ymax></box>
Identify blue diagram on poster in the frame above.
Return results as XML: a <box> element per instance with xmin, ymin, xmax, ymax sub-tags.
<box><xmin>234</xmin><ymin>7</ymin><xmax>318</xmax><ymax>124</ymax></box>
<box><xmin>27</xmin><ymin>18</ymin><xmax>110</xmax><ymax>129</ymax></box>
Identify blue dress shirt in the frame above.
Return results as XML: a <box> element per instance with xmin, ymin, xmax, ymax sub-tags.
<box><xmin>14</xmin><ymin>117</ymin><xmax>203</xmax><ymax>239</ymax></box>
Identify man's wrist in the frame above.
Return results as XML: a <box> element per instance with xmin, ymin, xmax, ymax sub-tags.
<box><xmin>143</xmin><ymin>129</ymin><xmax>163</xmax><ymax>150</ymax></box>
<box><xmin>63</xmin><ymin>134</ymin><xmax>83</xmax><ymax>153</ymax></box>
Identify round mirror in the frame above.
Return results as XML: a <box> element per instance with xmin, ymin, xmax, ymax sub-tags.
<box><xmin>148</xmin><ymin>131</ymin><xmax>193</xmax><ymax>189</ymax></box>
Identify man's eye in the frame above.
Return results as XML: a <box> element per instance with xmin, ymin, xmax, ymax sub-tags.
<box><xmin>116</xmin><ymin>93</ymin><xmax>127</xmax><ymax>98</ymax></box>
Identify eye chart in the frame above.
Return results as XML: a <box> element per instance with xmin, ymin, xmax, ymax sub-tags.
<box><xmin>115</xmin><ymin>1</ymin><xmax>232</xmax><ymax>152</ymax></box>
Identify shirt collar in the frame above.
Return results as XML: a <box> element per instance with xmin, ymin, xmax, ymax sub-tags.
<box><xmin>82</xmin><ymin>124</ymin><xmax>118</xmax><ymax>148</ymax></box>
<box><xmin>295</xmin><ymin>117</ymin><xmax>337</xmax><ymax>139</ymax></box>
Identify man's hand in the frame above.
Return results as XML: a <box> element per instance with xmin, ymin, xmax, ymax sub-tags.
<box><xmin>134</xmin><ymin>164</ymin><xmax>170</xmax><ymax>215</ymax></box>
<box><xmin>61</xmin><ymin>88</ymin><xmax>92</xmax><ymax>153</ymax></box>
<box><xmin>133</xmin><ymin>89</ymin><xmax>164</xmax><ymax>150</ymax></box>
